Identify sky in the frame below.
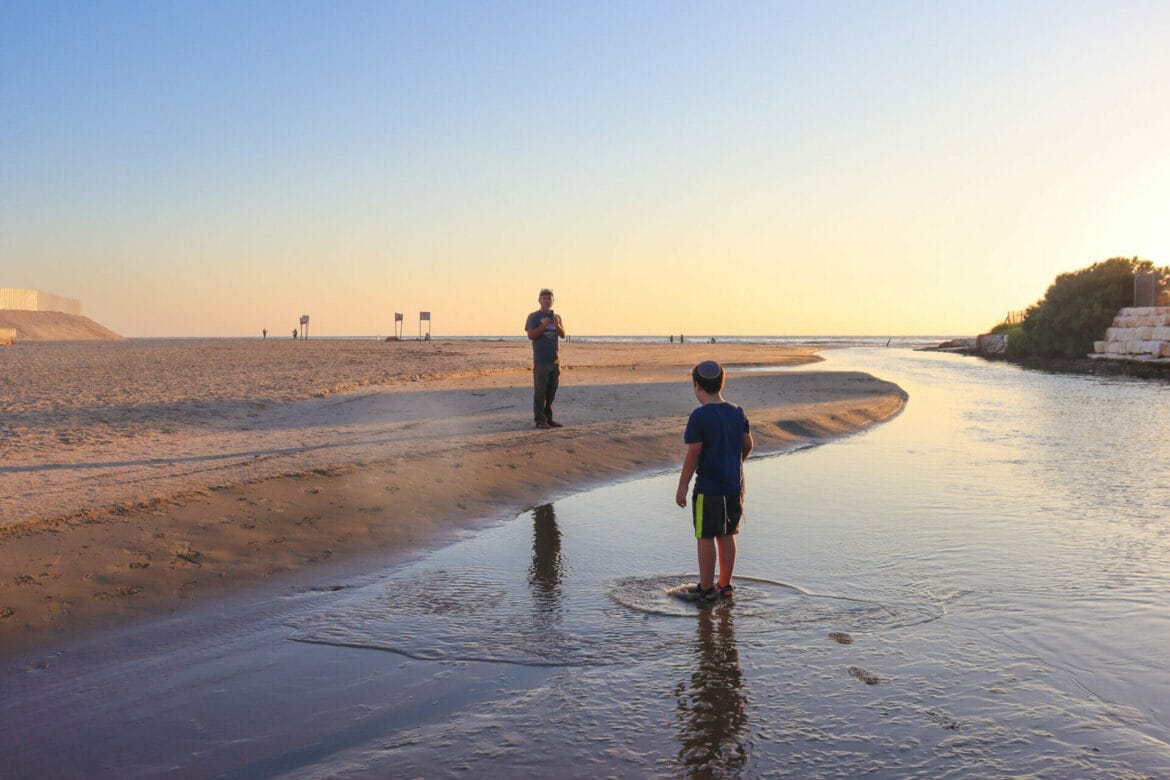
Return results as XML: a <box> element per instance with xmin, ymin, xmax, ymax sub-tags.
<box><xmin>3</xmin><ymin>1</ymin><xmax>1169</xmax><ymax>338</ymax></box>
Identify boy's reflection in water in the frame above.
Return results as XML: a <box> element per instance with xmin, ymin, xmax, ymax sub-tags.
<box><xmin>528</xmin><ymin>503</ymin><xmax>564</xmax><ymax>621</ymax></box>
<box><xmin>674</xmin><ymin>606</ymin><xmax>748</xmax><ymax>775</ymax></box>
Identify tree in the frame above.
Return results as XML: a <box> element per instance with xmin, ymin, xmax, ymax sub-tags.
<box><xmin>1012</xmin><ymin>257</ymin><xmax>1164</xmax><ymax>358</ymax></box>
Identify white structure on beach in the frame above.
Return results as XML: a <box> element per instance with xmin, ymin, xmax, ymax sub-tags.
<box><xmin>0</xmin><ymin>288</ymin><xmax>81</xmax><ymax>315</ymax></box>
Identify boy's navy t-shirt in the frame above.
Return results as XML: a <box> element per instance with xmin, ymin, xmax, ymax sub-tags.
<box><xmin>684</xmin><ymin>401</ymin><xmax>750</xmax><ymax>496</ymax></box>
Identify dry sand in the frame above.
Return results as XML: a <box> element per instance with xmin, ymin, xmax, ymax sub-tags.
<box><xmin>0</xmin><ymin>338</ymin><xmax>906</xmax><ymax>652</ymax></box>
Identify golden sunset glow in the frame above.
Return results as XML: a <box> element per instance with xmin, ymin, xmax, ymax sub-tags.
<box><xmin>3</xmin><ymin>3</ymin><xmax>1168</xmax><ymax>337</ymax></box>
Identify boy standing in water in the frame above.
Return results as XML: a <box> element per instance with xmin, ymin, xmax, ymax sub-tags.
<box><xmin>675</xmin><ymin>360</ymin><xmax>754</xmax><ymax>602</ymax></box>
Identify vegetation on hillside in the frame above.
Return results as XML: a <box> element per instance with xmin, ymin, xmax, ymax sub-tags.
<box><xmin>1004</xmin><ymin>257</ymin><xmax>1166</xmax><ymax>359</ymax></box>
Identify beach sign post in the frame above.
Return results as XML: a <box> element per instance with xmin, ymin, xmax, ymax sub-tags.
<box><xmin>394</xmin><ymin>312</ymin><xmax>403</xmax><ymax>340</ymax></box>
<box><xmin>300</xmin><ymin>314</ymin><xmax>310</xmax><ymax>340</ymax></box>
<box><xmin>419</xmin><ymin>311</ymin><xmax>431</xmax><ymax>341</ymax></box>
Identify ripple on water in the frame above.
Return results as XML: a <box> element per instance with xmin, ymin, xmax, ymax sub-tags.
<box><xmin>290</xmin><ymin>565</ymin><xmax>644</xmax><ymax>667</ymax></box>
<box><xmin>290</xmin><ymin>569</ymin><xmax>940</xmax><ymax>667</ymax></box>
<box><xmin>610</xmin><ymin>574</ymin><xmax>937</xmax><ymax>635</ymax></box>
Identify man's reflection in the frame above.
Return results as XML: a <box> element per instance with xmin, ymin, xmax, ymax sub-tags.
<box><xmin>674</xmin><ymin>606</ymin><xmax>748</xmax><ymax>775</ymax></box>
<box><xmin>528</xmin><ymin>503</ymin><xmax>563</xmax><ymax>617</ymax></box>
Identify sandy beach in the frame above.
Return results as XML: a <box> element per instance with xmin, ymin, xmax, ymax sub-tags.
<box><xmin>0</xmin><ymin>339</ymin><xmax>906</xmax><ymax>652</ymax></box>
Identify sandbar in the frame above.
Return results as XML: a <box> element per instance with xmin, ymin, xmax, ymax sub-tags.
<box><xmin>0</xmin><ymin>339</ymin><xmax>906</xmax><ymax>652</ymax></box>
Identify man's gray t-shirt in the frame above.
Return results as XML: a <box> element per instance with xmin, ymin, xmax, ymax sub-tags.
<box><xmin>526</xmin><ymin>310</ymin><xmax>560</xmax><ymax>362</ymax></box>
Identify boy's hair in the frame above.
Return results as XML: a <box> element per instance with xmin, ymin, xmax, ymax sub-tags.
<box><xmin>692</xmin><ymin>360</ymin><xmax>725</xmax><ymax>394</ymax></box>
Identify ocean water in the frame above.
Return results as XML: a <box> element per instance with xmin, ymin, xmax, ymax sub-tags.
<box><xmin>280</xmin><ymin>348</ymin><xmax>1170</xmax><ymax>777</ymax></box>
<box><xmin>449</xmin><ymin>334</ymin><xmax>952</xmax><ymax>350</ymax></box>
<box><xmin>5</xmin><ymin>347</ymin><xmax>1170</xmax><ymax>778</ymax></box>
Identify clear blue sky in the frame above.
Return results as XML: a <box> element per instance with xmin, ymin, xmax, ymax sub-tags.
<box><xmin>3</xmin><ymin>1</ymin><xmax>1168</xmax><ymax>336</ymax></box>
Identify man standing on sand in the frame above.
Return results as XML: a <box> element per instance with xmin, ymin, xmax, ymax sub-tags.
<box><xmin>525</xmin><ymin>287</ymin><xmax>566</xmax><ymax>429</ymax></box>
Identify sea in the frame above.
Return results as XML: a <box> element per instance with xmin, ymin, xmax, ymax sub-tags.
<box><xmin>5</xmin><ymin>344</ymin><xmax>1170</xmax><ymax>778</ymax></box>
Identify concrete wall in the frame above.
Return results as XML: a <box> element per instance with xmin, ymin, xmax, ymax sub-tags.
<box><xmin>0</xmin><ymin>289</ymin><xmax>81</xmax><ymax>315</ymax></box>
<box><xmin>1092</xmin><ymin>307</ymin><xmax>1170</xmax><ymax>360</ymax></box>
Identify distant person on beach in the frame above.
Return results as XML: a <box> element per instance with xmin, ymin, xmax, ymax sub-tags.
<box><xmin>525</xmin><ymin>287</ymin><xmax>566</xmax><ymax>429</ymax></box>
<box><xmin>292</xmin><ymin>329</ymin><xmax>297</xmax><ymax>339</ymax></box>
<box><xmin>675</xmin><ymin>360</ymin><xmax>753</xmax><ymax>602</ymax></box>
<box><xmin>262</xmin><ymin>328</ymin><xmax>267</xmax><ymax>339</ymax></box>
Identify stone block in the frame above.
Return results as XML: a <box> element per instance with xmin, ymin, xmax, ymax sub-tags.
<box><xmin>1153</xmin><ymin>327</ymin><xmax>1170</xmax><ymax>341</ymax></box>
<box><xmin>1094</xmin><ymin>341</ymin><xmax>1106</xmax><ymax>353</ymax></box>
<box><xmin>1108</xmin><ymin>341</ymin><xmax>1126</xmax><ymax>354</ymax></box>
<box><xmin>977</xmin><ymin>333</ymin><xmax>1009</xmax><ymax>355</ymax></box>
<box><xmin>1161</xmin><ymin>343</ymin><xmax>1170</xmax><ymax>358</ymax></box>
<box><xmin>1139</xmin><ymin>340</ymin><xmax>1163</xmax><ymax>354</ymax></box>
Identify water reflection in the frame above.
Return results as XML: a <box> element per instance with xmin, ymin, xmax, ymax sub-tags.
<box><xmin>674</xmin><ymin>606</ymin><xmax>748</xmax><ymax>776</ymax></box>
<box><xmin>528</xmin><ymin>503</ymin><xmax>564</xmax><ymax>619</ymax></box>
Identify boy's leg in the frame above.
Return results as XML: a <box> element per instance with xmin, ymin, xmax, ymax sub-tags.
<box><xmin>715</xmin><ymin>534</ymin><xmax>737</xmax><ymax>589</ymax></box>
<box><xmin>696</xmin><ymin>537</ymin><xmax>717</xmax><ymax>590</ymax></box>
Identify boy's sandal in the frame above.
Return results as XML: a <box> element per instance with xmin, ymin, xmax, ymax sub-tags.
<box><xmin>684</xmin><ymin>583</ymin><xmax>719</xmax><ymax>602</ymax></box>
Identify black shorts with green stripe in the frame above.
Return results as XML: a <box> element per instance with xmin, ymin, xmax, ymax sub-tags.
<box><xmin>692</xmin><ymin>493</ymin><xmax>743</xmax><ymax>539</ymax></box>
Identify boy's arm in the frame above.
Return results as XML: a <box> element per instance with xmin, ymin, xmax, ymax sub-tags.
<box><xmin>676</xmin><ymin>442</ymin><xmax>702</xmax><ymax>507</ymax></box>
<box><xmin>742</xmin><ymin>431</ymin><xmax>754</xmax><ymax>461</ymax></box>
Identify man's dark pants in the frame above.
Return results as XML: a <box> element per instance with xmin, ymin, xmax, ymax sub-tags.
<box><xmin>533</xmin><ymin>361</ymin><xmax>560</xmax><ymax>424</ymax></box>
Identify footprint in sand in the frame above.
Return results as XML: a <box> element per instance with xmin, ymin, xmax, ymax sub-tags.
<box><xmin>93</xmin><ymin>586</ymin><xmax>143</xmax><ymax>599</ymax></box>
<box><xmin>172</xmin><ymin>544</ymin><xmax>203</xmax><ymax>567</ymax></box>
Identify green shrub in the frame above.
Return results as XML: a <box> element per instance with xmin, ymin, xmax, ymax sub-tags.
<box><xmin>1013</xmin><ymin>257</ymin><xmax>1164</xmax><ymax>358</ymax></box>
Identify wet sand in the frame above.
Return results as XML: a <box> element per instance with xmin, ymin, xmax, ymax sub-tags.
<box><xmin>0</xmin><ymin>339</ymin><xmax>906</xmax><ymax>652</ymax></box>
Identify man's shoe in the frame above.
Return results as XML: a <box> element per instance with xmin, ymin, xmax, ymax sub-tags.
<box><xmin>547</xmin><ymin>420</ymin><xmax>564</xmax><ymax>428</ymax></box>
<box><xmin>535</xmin><ymin>421</ymin><xmax>552</xmax><ymax>429</ymax></box>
